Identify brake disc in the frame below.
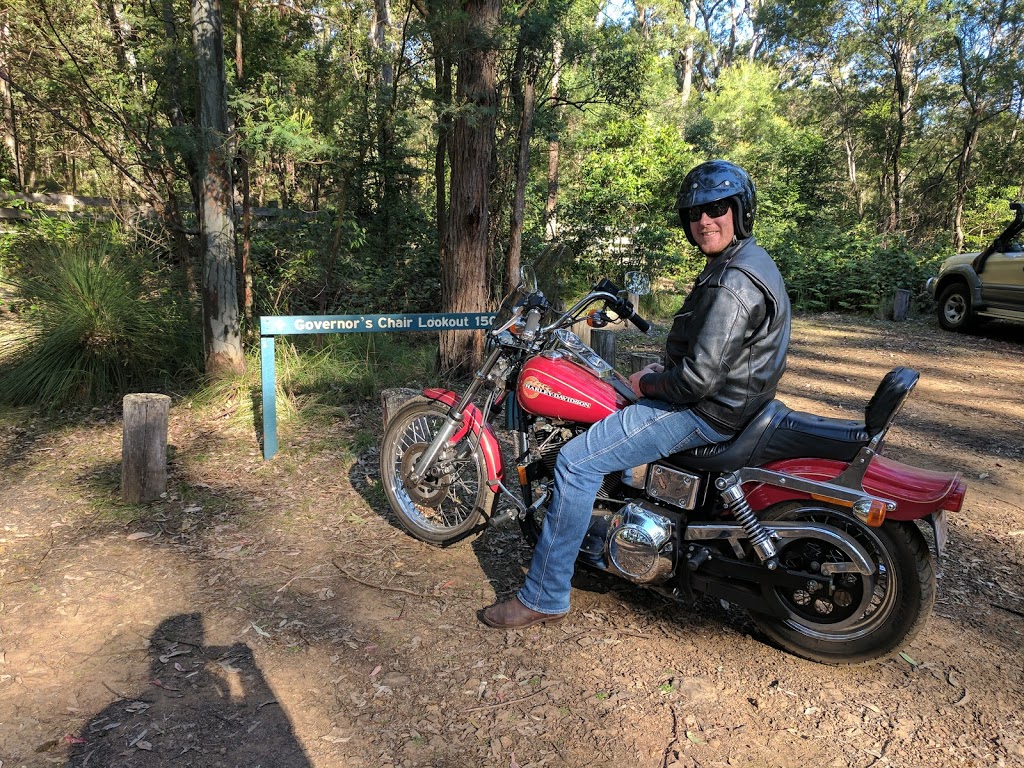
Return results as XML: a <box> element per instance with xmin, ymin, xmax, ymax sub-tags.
<box><xmin>400</xmin><ymin>443</ymin><xmax>453</xmax><ymax>507</ymax></box>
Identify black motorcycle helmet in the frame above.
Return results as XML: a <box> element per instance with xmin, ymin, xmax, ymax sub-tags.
<box><xmin>675</xmin><ymin>160</ymin><xmax>757</xmax><ymax>247</ymax></box>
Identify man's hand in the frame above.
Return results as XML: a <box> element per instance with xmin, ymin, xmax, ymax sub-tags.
<box><xmin>628</xmin><ymin>362</ymin><xmax>664</xmax><ymax>398</ymax></box>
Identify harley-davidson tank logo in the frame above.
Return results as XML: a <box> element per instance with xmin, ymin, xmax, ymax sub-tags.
<box><xmin>522</xmin><ymin>376</ymin><xmax>591</xmax><ymax>408</ymax></box>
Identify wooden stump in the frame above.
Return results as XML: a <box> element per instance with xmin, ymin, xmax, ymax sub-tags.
<box><xmin>381</xmin><ymin>387</ymin><xmax>421</xmax><ymax>425</ymax></box>
<box><xmin>892</xmin><ymin>289</ymin><xmax>911</xmax><ymax>321</ymax></box>
<box><xmin>121</xmin><ymin>393</ymin><xmax>171</xmax><ymax>504</ymax></box>
<box><xmin>575</xmin><ymin>322</ymin><xmax>592</xmax><ymax>349</ymax></box>
<box><xmin>629</xmin><ymin>352</ymin><xmax>662</xmax><ymax>374</ymax></box>
<box><xmin>591</xmin><ymin>328</ymin><xmax>616</xmax><ymax>367</ymax></box>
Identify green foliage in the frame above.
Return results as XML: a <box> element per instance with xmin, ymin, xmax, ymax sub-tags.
<box><xmin>276</xmin><ymin>334</ymin><xmax>440</xmax><ymax>406</ymax></box>
<box><xmin>773</xmin><ymin>222</ymin><xmax>946</xmax><ymax>313</ymax></box>
<box><xmin>0</xmin><ymin>231</ymin><xmax>201</xmax><ymax>408</ymax></box>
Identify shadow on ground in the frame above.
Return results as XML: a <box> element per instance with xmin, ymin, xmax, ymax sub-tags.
<box><xmin>66</xmin><ymin>613</ymin><xmax>312</xmax><ymax>768</ymax></box>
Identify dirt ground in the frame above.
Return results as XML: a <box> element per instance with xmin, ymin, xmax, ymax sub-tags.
<box><xmin>1</xmin><ymin>314</ymin><xmax>1022</xmax><ymax>768</ymax></box>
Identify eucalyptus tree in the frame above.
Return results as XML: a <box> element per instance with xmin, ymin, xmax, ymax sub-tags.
<box><xmin>768</xmin><ymin>0</ymin><xmax>949</xmax><ymax>233</ymax></box>
<box><xmin>191</xmin><ymin>0</ymin><xmax>244</xmax><ymax>376</ymax></box>
<box><xmin>947</xmin><ymin>0</ymin><xmax>1024</xmax><ymax>251</ymax></box>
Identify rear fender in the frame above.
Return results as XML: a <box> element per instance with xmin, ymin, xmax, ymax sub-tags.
<box><xmin>422</xmin><ymin>388</ymin><xmax>505</xmax><ymax>488</ymax></box>
<box><xmin>744</xmin><ymin>456</ymin><xmax>966</xmax><ymax>522</ymax></box>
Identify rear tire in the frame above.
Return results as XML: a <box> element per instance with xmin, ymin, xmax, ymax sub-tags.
<box><xmin>752</xmin><ymin>503</ymin><xmax>935</xmax><ymax>664</ymax></box>
<box><xmin>379</xmin><ymin>397</ymin><xmax>495</xmax><ymax>545</ymax></box>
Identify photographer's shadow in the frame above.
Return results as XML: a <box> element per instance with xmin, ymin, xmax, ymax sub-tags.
<box><xmin>68</xmin><ymin>613</ymin><xmax>311</xmax><ymax>768</ymax></box>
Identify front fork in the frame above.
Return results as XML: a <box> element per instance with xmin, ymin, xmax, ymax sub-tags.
<box><xmin>408</xmin><ymin>346</ymin><xmax>504</xmax><ymax>485</ymax></box>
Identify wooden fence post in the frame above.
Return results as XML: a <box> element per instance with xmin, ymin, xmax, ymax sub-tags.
<box><xmin>591</xmin><ymin>328</ymin><xmax>616</xmax><ymax>367</ymax></box>
<box><xmin>121</xmin><ymin>394</ymin><xmax>171</xmax><ymax>503</ymax></box>
<box><xmin>892</xmin><ymin>289</ymin><xmax>911</xmax><ymax>321</ymax></box>
<box><xmin>629</xmin><ymin>352</ymin><xmax>662</xmax><ymax>374</ymax></box>
<box><xmin>381</xmin><ymin>387</ymin><xmax>421</xmax><ymax>425</ymax></box>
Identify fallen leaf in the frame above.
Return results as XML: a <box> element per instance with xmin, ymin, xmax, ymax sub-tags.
<box><xmin>127</xmin><ymin>532</ymin><xmax>154</xmax><ymax>541</ymax></box>
<box><xmin>250</xmin><ymin>622</ymin><xmax>271</xmax><ymax>638</ymax></box>
<box><xmin>136</xmin><ymin>741</ymin><xmax>153</xmax><ymax>751</ymax></box>
<box><xmin>159</xmin><ymin>649</ymin><xmax>190</xmax><ymax>663</ymax></box>
<box><xmin>685</xmin><ymin>731</ymin><xmax>704</xmax><ymax>744</ymax></box>
<box><xmin>369</xmin><ymin>665</ymin><xmax>382</xmax><ymax>679</ymax></box>
<box><xmin>63</xmin><ymin>735</ymin><xmax>88</xmax><ymax>745</ymax></box>
<box><xmin>899</xmin><ymin>652</ymin><xmax>919</xmax><ymax>668</ymax></box>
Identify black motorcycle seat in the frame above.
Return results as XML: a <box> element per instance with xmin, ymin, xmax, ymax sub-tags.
<box><xmin>668</xmin><ymin>400</ymin><xmax>869</xmax><ymax>473</ymax></box>
<box><xmin>663</xmin><ymin>367</ymin><xmax>919</xmax><ymax>473</ymax></box>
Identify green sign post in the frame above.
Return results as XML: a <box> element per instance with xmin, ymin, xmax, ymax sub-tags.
<box><xmin>260</xmin><ymin>312</ymin><xmax>496</xmax><ymax>459</ymax></box>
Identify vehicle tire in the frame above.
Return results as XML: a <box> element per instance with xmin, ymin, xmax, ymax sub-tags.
<box><xmin>751</xmin><ymin>502</ymin><xmax>935</xmax><ymax>665</ymax></box>
<box><xmin>379</xmin><ymin>397</ymin><xmax>495</xmax><ymax>545</ymax></box>
<box><xmin>937</xmin><ymin>282</ymin><xmax>976</xmax><ymax>332</ymax></box>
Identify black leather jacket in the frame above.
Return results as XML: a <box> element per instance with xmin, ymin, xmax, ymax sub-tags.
<box><xmin>639</xmin><ymin>237</ymin><xmax>791</xmax><ymax>433</ymax></box>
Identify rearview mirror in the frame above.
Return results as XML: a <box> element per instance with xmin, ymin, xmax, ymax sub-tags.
<box><xmin>624</xmin><ymin>271</ymin><xmax>651</xmax><ymax>296</ymax></box>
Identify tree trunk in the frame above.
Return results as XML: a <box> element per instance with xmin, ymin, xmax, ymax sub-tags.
<box><xmin>191</xmin><ymin>0</ymin><xmax>244</xmax><ymax>376</ymax></box>
<box><xmin>544</xmin><ymin>38</ymin><xmax>562</xmax><ymax>241</ymax></box>
<box><xmin>680</xmin><ymin>0</ymin><xmax>697</xmax><ymax>104</ymax></box>
<box><xmin>952</xmin><ymin>117</ymin><xmax>980</xmax><ymax>253</ymax></box>
<box><xmin>884</xmin><ymin>37</ymin><xmax>917</xmax><ymax>233</ymax></box>
<box><xmin>234</xmin><ymin>0</ymin><xmax>254</xmax><ymax>328</ymax></box>
<box><xmin>434</xmin><ymin>51</ymin><xmax>451</xmax><ymax>245</ymax></box>
<box><xmin>508</xmin><ymin>36</ymin><xmax>537</xmax><ymax>296</ymax></box>
<box><xmin>439</xmin><ymin>0</ymin><xmax>500</xmax><ymax>375</ymax></box>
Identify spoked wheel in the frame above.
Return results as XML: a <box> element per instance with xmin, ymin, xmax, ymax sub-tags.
<box><xmin>379</xmin><ymin>397</ymin><xmax>494</xmax><ymax>545</ymax></box>
<box><xmin>752</xmin><ymin>502</ymin><xmax>935</xmax><ymax>664</ymax></box>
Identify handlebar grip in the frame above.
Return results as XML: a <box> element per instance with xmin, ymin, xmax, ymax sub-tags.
<box><xmin>522</xmin><ymin>307</ymin><xmax>542</xmax><ymax>340</ymax></box>
<box><xmin>629</xmin><ymin>313</ymin><xmax>651</xmax><ymax>333</ymax></box>
<box><xmin>613</xmin><ymin>297</ymin><xmax>651</xmax><ymax>334</ymax></box>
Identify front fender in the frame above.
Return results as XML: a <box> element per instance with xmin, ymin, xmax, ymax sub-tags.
<box><xmin>937</xmin><ymin>263</ymin><xmax>983</xmax><ymax>306</ymax></box>
<box><xmin>422</xmin><ymin>388</ymin><xmax>505</xmax><ymax>489</ymax></box>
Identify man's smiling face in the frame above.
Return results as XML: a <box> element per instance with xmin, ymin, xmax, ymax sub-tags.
<box><xmin>689</xmin><ymin>201</ymin><xmax>735</xmax><ymax>256</ymax></box>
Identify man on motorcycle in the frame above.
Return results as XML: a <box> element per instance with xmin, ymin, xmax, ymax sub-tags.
<box><xmin>481</xmin><ymin>160</ymin><xmax>792</xmax><ymax>628</ymax></box>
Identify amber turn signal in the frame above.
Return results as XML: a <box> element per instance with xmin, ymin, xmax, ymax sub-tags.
<box><xmin>852</xmin><ymin>498</ymin><xmax>889</xmax><ymax>527</ymax></box>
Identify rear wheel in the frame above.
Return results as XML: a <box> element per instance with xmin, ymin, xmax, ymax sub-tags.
<box><xmin>752</xmin><ymin>502</ymin><xmax>935</xmax><ymax>664</ymax></box>
<box><xmin>380</xmin><ymin>398</ymin><xmax>494</xmax><ymax>545</ymax></box>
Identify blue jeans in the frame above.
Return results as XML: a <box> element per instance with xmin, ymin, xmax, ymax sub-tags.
<box><xmin>518</xmin><ymin>400</ymin><xmax>728</xmax><ymax>615</ymax></box>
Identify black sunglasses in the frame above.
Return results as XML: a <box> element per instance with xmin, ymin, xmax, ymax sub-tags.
<box><xmin>687</xmin><ymin>199</ymin><xmax>732</xmax><ymax>222</ymax></box>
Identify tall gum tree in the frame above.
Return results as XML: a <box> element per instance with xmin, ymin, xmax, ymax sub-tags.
<box><xmin>191</xmin><ymin>0</ymin><xmax>244</xmax><ymax>376</ymax></box>
<box><xmin>439</xmin><ymin>0</ymin><xmax>501</xmax><ymax>375</ymax></box>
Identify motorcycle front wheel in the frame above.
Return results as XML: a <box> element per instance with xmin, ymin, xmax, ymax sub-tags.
<box><xmin>380</xmin><ymin>397</ymin><xmax>495</xmax><ymax>545</ymax></box>
<box><xmin>752</xmin><ymin>502</ymin><xmax>936</xmax><ymax>665</ymax></box>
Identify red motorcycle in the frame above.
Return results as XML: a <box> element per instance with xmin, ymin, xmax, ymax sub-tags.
<box><xmin>380</xmin><ymin>270</ymin><xmax>966</xmax><ymax>663</ymax></box>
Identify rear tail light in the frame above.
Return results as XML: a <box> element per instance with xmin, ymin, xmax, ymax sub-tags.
<box><xmin>942</xmin><ymin>478</ymin><xmax>967</xmax><ymax>514</ymax></box>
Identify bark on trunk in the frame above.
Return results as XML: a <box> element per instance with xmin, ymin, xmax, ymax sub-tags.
<box><xmin>507</xmin><ymin>34</ymin><xmax>537</xmax><ymax>296</ymax></box>
<box><xmin>434</xmin><ymin>52</ymin><xmax>451</xmax><ymax>244</ymax></box>
<box><xmin>235</xmin><ymin>0</ymin><xmax>253</xmax><ymax>327</ymax></box>
<box><xmin>439</xmin><ymin>0</ymin><xmax>500</xmax><ymax>375</ymax></box>
<box><xmin>191</xmin><ymin>0</ymin><xmax>244</xmax><ymax>376</ymax></box>
<box><xmin>680</xmin><ymin>0</ymin><xmax>697</xmax><ymax>104</ymax></box>
<box><xmin>543</xmin><ymin>39</ymin><xmax>562</xmax><ymax>241</ymax></box>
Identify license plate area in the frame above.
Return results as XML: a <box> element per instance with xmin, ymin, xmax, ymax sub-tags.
<box><xmin>930</xmin><ymin>509</ymin><xmax>948</xmax><ymax>555</ymax></box>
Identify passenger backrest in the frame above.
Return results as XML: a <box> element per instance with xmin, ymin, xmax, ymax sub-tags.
<box><xmin>864</xmin><ymin>367</ymin><xmax>919</xmax><ymax>437</ymax></box>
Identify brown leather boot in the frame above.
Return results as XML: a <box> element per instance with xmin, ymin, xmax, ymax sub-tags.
<box><xmin>481</xmin><ymin>597</ymin><xmax>567</xmax><ymax>629</ymax></box>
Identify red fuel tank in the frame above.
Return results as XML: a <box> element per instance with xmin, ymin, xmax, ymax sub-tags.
<box><xmin>516</xmin><ymin>355</ymin><xmax>625</xmax><ymax>424</ymax></box>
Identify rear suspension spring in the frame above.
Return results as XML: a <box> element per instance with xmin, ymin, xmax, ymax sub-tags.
<box><xmin>716</xmin><ymin>475</ymin><xmax>778</xmax><ymax>566</ymax></box>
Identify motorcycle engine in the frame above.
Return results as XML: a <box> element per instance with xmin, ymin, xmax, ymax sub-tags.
<box><xmin>606</xmin><ymin>501</ymin><xmax>676</xmax><ymax>584</ymax></box>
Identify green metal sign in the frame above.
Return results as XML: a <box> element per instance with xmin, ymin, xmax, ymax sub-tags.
<box><xmin>260</xmin><ymin>313</ymin><xmax>496</xmax><ymax>459</ymax></box>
